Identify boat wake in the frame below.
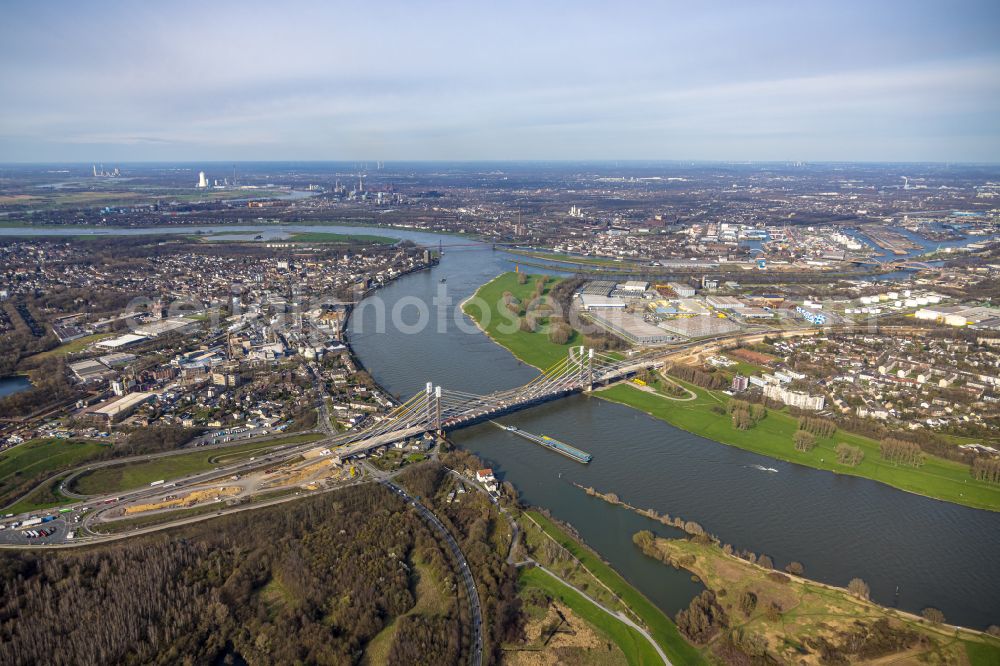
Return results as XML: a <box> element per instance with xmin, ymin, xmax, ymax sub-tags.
<box><xmin>748</xmin><ymin>464</ymin><xmax>779</xmax><ymax>473</ymax></box>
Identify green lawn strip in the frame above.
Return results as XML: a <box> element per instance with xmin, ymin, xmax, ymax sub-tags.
<box><xmin>966</xmin><ymin>639</ymin><xmax>1000</xmax><ymax>665</ymax></box>
<box><xmin>287</xmin><ymin>231</ymin><xmax>396</xmax><ymax>244</ymax></box>
<box><xmin>5</xmin><ymin>472</ymin><xmax>75</xmax><ymax>513</ymax></box>
<box><xmin>0</xmin><ymin>439</ymin><xmax>111</xmax><ymax>504</ymax></box>
<box><xmin>27</xmin><ymin>333</ymin><xmax>115</xmax><ymax>360</ymax></box>
<box><xmin>462</xmin><ymin>272</ymin><xmax>582</xmax><ymax>370</ymax></box>
<box><xmin>525</xmin><ymin>510</ymin><xmax>707</xmax><ymax>665</ymax></box>
<box><xmin>71</xmin><ymin>433</ymin><xmax>322</xmax><ymax>495</ymax></box>
<box><xmin>519</xmin><ymin>567</ymin><xmax>661</xmax><ymax>666</ymax></box>
<box><xmin>599</xmin><ymin>380</ymin><xmax>1000</xmax><ymax>512</ymax></box>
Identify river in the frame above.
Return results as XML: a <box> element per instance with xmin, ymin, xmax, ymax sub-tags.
<box><xmin>5</xmin><ymin>222</ymin><xmax>999</xmax><ymax>628</ymax></box>
<box><xmin>346</xmin><ymin>233</ymin><xmax>1000</xmax><ymax>630</ymax></box>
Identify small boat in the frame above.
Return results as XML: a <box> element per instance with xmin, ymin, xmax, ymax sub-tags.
<box><xmin>440</xmin><ymin>277</ymin><xmax>447</xmax><ymax>283</ymax></box>
<box><xmin>503</xmin><ymin>425</ymin><xmax>517</xmax><ymax>432</ymax></box>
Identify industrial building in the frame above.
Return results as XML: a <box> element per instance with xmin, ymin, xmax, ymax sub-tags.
<box><xmin>587</xmin><ymin>310</ymin><xmax>675</xmax><ymax>345</ymax></box>
<box><xmin>82</xmin><ymin>391</ymin><xmax>156</xmax><ymax>424</ymax></box>
<box><xmin>657</xmin><ymin>316</ymin><xmax>739</xmax><ymax>338</ymax></box>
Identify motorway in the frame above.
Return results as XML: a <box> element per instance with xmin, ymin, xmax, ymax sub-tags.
<box><xmin>0</xmin><ymin>321</ymin><xmax>933</xmax><ymax>550</ymax></box>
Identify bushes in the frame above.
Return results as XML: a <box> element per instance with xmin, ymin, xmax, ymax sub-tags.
<box><xmin>675</xmin><ymin>590</ymin><xmax>728</xmax><ymax>644</ymax></box>
<box><xmin>793</xmin><ymin>430</ymin><xmax>816</xmax><ymax>452</ymax></box>
<box><xmin>880</xmin><ymin>438</ymin><xmax>923</xmax><ymax>467</ymax></box>
<box><xmin>836</xmin><ymin>443</ymin><xmax>865</xmax><ymax>467</ymax></box>
<box><xmin>670</xmin><ymin>364</ymin><xmax>727</xmax><ymax>390</ymax></box>
<box><xmin>738</xmin><ymin>591</ymin><xmax>758</xmax><ymax>617</ymax></box>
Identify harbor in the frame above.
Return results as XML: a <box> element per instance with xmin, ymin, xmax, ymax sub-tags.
<box><xmin>491</xmin><ymin>421</ymin><xmax>593</xmax><ymax>463</ymax></box>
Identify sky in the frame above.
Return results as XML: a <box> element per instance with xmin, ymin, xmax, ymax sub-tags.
<box><xmin>1</xmin><ymin>0</ymin><xmax>999</xmax><ymax>163</ymax></box>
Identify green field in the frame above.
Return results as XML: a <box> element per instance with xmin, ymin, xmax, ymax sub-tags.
<box><xmin>28</xmin><ymin>332</ymin><xmax>114</xmax><ymax>360</ymax></box>
<box><xmin>462</xmin><ymin>272</ymin><xmax>583</xmax><ymax>370</ymax></box>
<box><xmin>600</xmin><ymin>380</ymin><xmax>1000</xmax><ymax>512</ymax></box>
<box><xmin>5</xmin><ymin>473</ymin><xmax>74</xmax><ymax>513</ymax></box>
<box><xmin>525</xmin><ymin>510</ymin><xmax>707</xmax><ymax>665</ymax></box>
<box><xmin>70</xmin><ymin>433</ymin><xmax>323</xmax><ymax>495</ymax></box>
<box><xmin>518</xmin><ymin>567</ymin><xmax>662</xmax><ymax>666</ymax></box>
<box><xmin>0</xmin><ymin>439</ymin><xmax>111</xmax><ymax>509</ymax></box>
<box><xmin>287</xmin><ymin>231</ymin><xmax>396</xmax><ymax>244</ymax></box>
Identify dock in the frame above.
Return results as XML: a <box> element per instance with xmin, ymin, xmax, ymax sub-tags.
<box><xmin>491</xmin><ymin>422</ymin><xmax>592</xmax><ymax>463</ymax></box>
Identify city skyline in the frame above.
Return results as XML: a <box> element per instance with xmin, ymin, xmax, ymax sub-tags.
<box><xmin>1</xmin><ymin>0</ymin><xmax>999</xmax><ymax>163</ymax></box>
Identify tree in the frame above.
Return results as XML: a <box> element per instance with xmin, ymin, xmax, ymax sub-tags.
<box><xmin>921</xmin><ymin>607</ymin><xmax>946</xmax><ymax>624</ymax></box>
<box><xmin>880</xmin><ymin>438</ymin><xmax>923</xmax><ymax>467</ymax></box>
<box><xmin>848</xmin><ymin>578</ymin><xmax>870</xmax><ymax>600</ymax></box>
<box><xmin>794</xmin><ymin>430</ymin><xmax>816</xmax><ymax>452</ymax></box>
<box><xmin>757</xmin><ymin>554</ymin><xmax>773</xmax><ymax>570</ymax></box>
<box><xmin>785</xmin><ymin>561</ymin><xmax>804</xmax><ymax>576</ymax></box>
<box><xmin>971</xmin><ymin>457</ymin><xmax>1000</xmax><ymax>484</ymax></box>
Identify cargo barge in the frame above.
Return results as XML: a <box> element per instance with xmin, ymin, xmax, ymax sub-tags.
<box><xmin>491</xmin><ymin>422</ymin><xmax>592</xmax><ymax>463</ymax></box>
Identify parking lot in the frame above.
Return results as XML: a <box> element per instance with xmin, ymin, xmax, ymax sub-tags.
<box><xmin>0</xmin><ymin>516</ymin><xmax>72</xmax><ymax>546</ymax></box>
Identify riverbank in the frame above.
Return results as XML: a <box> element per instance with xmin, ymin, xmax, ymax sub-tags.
<box><xmin>600</xmin><ymin>379</ymin><xmax>1000</xmax><ymax>512</ymax></box>
<box><xmin>520</xmin><ymin>509</ymin><xmax>707</xmax><ymax>664</ymax></box>
<box><xmin>460</xmin><ymin>272</ymin><xmax>583</xmax><ymax>369</ymax></box>
<box><xmin>633</xmin><ymin>531</ymin><xmax>1000</xmax><ymax>664</ymax></box>
<box><xmin>463</xmin><ymin>272</ymin><xmax>1000</xmax><ymax>513</ymax></box>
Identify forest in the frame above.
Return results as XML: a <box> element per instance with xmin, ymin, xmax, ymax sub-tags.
<box><xmin>0</xmin><ymin>482</ymin><xmax>473</xmax><ymax>665</ymax></box>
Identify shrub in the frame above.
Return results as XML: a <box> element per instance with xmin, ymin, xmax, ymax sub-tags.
<box><xmin>836</xmin><ymin>442</ymin><xmax>865</xmax><ymax>467</ymax></box>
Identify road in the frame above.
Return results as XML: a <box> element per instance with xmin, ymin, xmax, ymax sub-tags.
<box><xmin>380</xmin><ymin>478</ymin><xmax>483</xmax><ymax>666</ymax></box>
<box><xmin>531</xmin><ymin>563</ymin><xmax>670</xmax><ymax>665</ymax></box>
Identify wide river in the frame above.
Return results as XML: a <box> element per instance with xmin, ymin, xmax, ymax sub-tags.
<box><xmin>344</xmin><ymin>230</ymin><xmax>1000</xmax><ymax>630</ymax></box>
<box><xmin>6</xmin><ymin>223</ymin><xmax>999</xmax><ymax>628</ymax></box>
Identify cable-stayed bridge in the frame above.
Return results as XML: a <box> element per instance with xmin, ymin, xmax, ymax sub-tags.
<box><xmin>327</xmin><ymin>347</ymin><xmax>659</xmax><ymax>457</ymax></box>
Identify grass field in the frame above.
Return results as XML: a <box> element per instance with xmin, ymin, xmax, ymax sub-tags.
<box><xmin>27</xmin><ymin>332</ymin><xmax>113</xmax><ymax>360</ymax></box>
<box><xmin>0</xmin><ymin>439</ymin><xmax>111</xmax><ymax>508</ymax></box>
<box><xmin>637</xmin><ymin>533</ymin><xmax>1000</xmax><ymax>664</ymax></box>
<box><xmin>518</xmin><ymin>567</ymin><xmax>662</xmax><ymax>666</ymax></box>
<box><xmin>70</xmin><ymin>433</ymin><xmax>322</xmax><ymax>495</ymax></box>
<box><xmin>600</xmin><ymin>380</ymin><xmax>1000</xmax><ymax>512</ymax></box>
<box><xmin>525</xmin><ymin>510</ymin><xmax>707</xmax><ymax>665</ymax></box>
<box><xmin>5</xmin><ymin>472</ymin><xmax>74</xmax><ymax>513</ymax></box>
<box><xmin>288</xmin><ymin>231</ymin><xmax>396</xmax><ymax>244</ymax></box>
<box><xmin>462</xmin><ymin>272</ymin><xmax>582</xmax><ymax>370</ymax></box>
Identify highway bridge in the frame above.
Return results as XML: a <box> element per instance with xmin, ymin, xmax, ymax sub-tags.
<box><xmin>330</xmin><ymin>347</ymin><xmax>659</xmax><ymax>458</ymax></box>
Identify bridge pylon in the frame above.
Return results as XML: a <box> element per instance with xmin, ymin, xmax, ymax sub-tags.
<box><xmin>587</xmin><ymin>347</ymin><xmax>594</xmax><ymax>391</ymax></box>
<box><xmin>434</xmin><ymin>385</ymin><xmax>443</xmax><ymax>434</ymax></box>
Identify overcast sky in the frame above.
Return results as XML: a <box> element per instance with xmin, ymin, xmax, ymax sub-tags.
<box><xmin>2</xmin><ymin>0</ymin><xmax>999</xmax><ymax>162</ymax></box>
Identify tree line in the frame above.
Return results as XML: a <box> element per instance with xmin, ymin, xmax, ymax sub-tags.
<box><xmin>0</xmin><ymin>483</ymin><xmax>472</xmax><ymax>666</ymax></box>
